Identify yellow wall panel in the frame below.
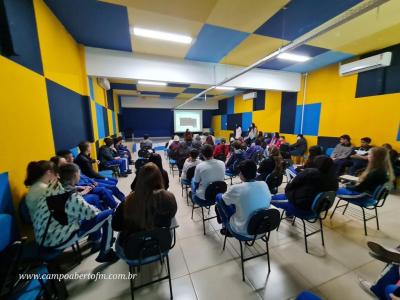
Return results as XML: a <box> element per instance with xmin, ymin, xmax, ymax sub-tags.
<box><xmin>90</xmin><ymin>100</ymin><xmax>99</xmax><ymax>142</ymax></box>
<box><xmin>34</xmin><ymin>0</ymin><xmax>87</xmax><ymax>95</ymax></box>
<box><xmin>0</xmin><ymin>57</ymin><xmax>55</xmax><ymax>204</ymax></box>
<box><xmin>107</xmin><ymin>109</ymin><xmax>114</xmax><ymax>135</ymax></box>
<box><xmin>252</xmin><ymin>91</ymin><xmax>281</xmax><ymax>133</ymax></box>
<box><xmin>234</xmin><ymin>94</ymin><xmax>253</xmax><ymax>113</ymax></box>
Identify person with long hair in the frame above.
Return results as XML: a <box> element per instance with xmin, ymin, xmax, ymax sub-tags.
<box><xmin>256</xmin><ymin>145</ymin><xmax>283</xmax><ymax>181</ymax></box>
<box><xmin>24</xmin><ymin>160</ymin><xmax>57</xmax><ymax>217</ymax></box>
<box><xmin>112</xmin><ymin>163</ymin><xmax>177</xmax><ymax>255</ymax></box>
<box><xmin>131</xmin><ymin>153</ymin><xmax>169</xmax><ymax>191</ymax></box>
<box><xmin>272</xmin><ymin>155</ymin><xmax>338</xmax><ymax>211</ymax></box>
<box><xmin>337</xmin><ymin>146</ymin><xmax>394</xmax><ymax>198</ymax></box>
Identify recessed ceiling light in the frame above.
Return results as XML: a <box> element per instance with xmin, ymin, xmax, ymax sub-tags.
<box><xmin>277</xmin><ymin>53</ymin><xmax>311</xmax><ymax>62</ymax></box>
<box><xmin>138</xmin><ymin>80</ymin><xmax>167</xmax><ymax>86</ymax></box>
<box><xmin>215</xmin><ymin>86</ymin><xmax>235</xmax><ymax>91</ymax></box>
<box><xmin>131</xmin><ymin>27</ymin><xmax>192</xmax><ymax>44</ymax></box>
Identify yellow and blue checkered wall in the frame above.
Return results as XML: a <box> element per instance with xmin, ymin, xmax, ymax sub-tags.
<box><xmin>0</xmin><ymin>0</ymin><xmax>119</xmax><ymax>211</ymax></box>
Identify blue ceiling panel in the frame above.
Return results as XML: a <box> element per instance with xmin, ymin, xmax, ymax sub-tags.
<box><xmin>44</xmin><ymin>0</ymin><xmax>131</xmax><ymax>51</ymax></box>
<box><xmin>110</xmin><ymin>83</ymin><xmax>136</xmax><ymax>90</ymax></box>
<box><xmin>185</xmin><ymin>24</ymin><xmax>249</xmax><ymax>63</ymax></box>
<box><xmin>255</xmin><ymin>0</ymin><xmax>362</xmax><ymax>41</ymax></box>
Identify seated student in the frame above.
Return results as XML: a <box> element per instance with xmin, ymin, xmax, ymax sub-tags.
<box><xmin>383</xmin><ymin>143</ymin><xmax>400</xmax><ymax>176</ymax></box>
<box><xmin>331</xmin><ymin>134</ymin><xmax>353</xmax><ymax>177</ymax></box>
<box><xmin>24</xmin><ymin>161</ymin><xmax>57</xmax><ymax>218</ymax></box>
<box><xmin>348</xmin><ymin>137</ymin><xmax>372</xmax><ymax>175</ymax></box>
<box><xmin>277</xmin><ymin>136</ymin><xmax>287</xmax><ymax>148</ymax></box>
<box><xmin>213</xmin><ymin>138</ymin><xmax>229</xmax><ymax>162</ymax></box>
<box><xmin>204</xmin><ymin>135</ymin><xmax>215</xmax><ymax>147</ymax></box>
<box><xmin>245</xmin><ymin>139</ymin><xmax>263</xmax><ymax>161</ymax></box>
<box><xmin>168</xmin><ymin>135</ymin><xmax>180</xmax><ymax>158</ymax></box>
<box><xmin>216</xmin><ymin>160</ymin><xmax>271</xmax><ymax>236</ymax></box>
<box><xmin>226</xmin><ymin>141</ymin><xmax>246</xmax><ymax>174</ymax></box>
<box><xmin>192</xmin><ymin>134</ymin><xmax>202</xmax><ymax>150</ymax></box>
<box><xmin>272</xmin><ymin>155</ymin><xmax>338</xmax><ymax>211</ymax></box>
<box><xmin>295</xmin><ymin>145</ymin><xmax>323</xmax><ymax>173</ymax></box>
<box><xmin>192</xmin><ymin>145</ymin><xmax>225</xmax><ymax>201</ymax></box>
<box><xmin>131</xmin><ymin>153</ymin><xmax>169</xmax><ymax>191</ymax></box>
<box><xmin>257</xmin><ymin>145</ymin><xmax>283</xmax><ymax>181</ymax></box>
<box><xmin>114</xmin><ymin>136</ymin><xmax>133</xmax><ymax>164</ymax></box>
<box><xmin>112</xmin><ymin>163</ymin><xmax>177</xmax><ymax>259</ymax></box>
<box><xmin>99</xmin><ymin>138</ymin><xmax>130</xmax><ymax>176</ymax></box>
<box><xmin>59</xmin><ymin>148</ymin><xmax>124</xmax><ymax>203</ymax></box>
<box><xmin>31</xmin><ymin>163</ymin><xmax>118</xmax><ymax>263</ymax></box>
<box><xmin>181</xmin><ymin>149</ymin><xmax>201</xmax><ymax>181</ymax></box>
<box><xmin>269</xmin><ymin>132</ymin><xmax>280</xmax><ymax>146</ymax></box>
<box><xmin>337</xmin><ymin>146</ymin><xmax>394</xmax><ymax>199</ymax></box>
<box><xmin>359</xmin><ymin>241</ymin><xmax>400</xmax><ymax>299</ymax></box>
<box><xmin>74</xmin><ymin>141</ymin><xmax>118</xmax><ymax>185</ymax></box>
<box><xmin>139</xmin><ymin>134</ymin><xmax>153</xmax><ymax>150</ymax></box>
<box><xmin>176</xmin><ymin>141</ymin><xmax>190</xmax><ymax>171</ymax></box>
<box><xmin>289</xmin><ymin>134</ymin><xmax>308</xmax><ymax>156</ymax></box>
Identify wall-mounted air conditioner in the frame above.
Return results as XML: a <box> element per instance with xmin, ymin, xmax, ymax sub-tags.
<box><xmin>339</xmin><ymin>52</ymin><xmax>392</xmax><ymax>76</ymax></box>
<box><xmin>97</xmin><ymin>77</ymin><xmax>111</xmax><ymax>90</ymax></box>
<box><xmin>243</xmin><ymin>92</ymin><xmax>257</xmax><ymax>100</ymax></box>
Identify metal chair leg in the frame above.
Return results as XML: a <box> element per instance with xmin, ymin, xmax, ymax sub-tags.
<box><xmin>375</xmin><ymin>207</ymin><xmax>380</xmax><ymax>230</ymax></box>
<box><xmin>330</xmin><ymin>198</ymin><xmax>341</xmax><ymax>219</ymax></box>
<box><xmin>166</xmin><ymin>256</ymin><xmax>173</xmax><ymax>299</ymax></box>
<box><xmin>342</xmin><ymin>202</ymin><xmax>349</xmax><ymax>215</ymax></box>
<box><xmin>201</xmin><ymin>207</ymin><xmax>206</xmax><ymax>235</ymax></box>
<box><xmin>129</xmin><ymin>266</ymin><xmax>135</xmax><ymax>300</ymax></box>
<box><xmin>302</xmin><ymin>219</ymin><xmax>308</xmax><ymax>253</ymax></box>
<box><xmin>239</xmin><ymin>241</ymin><xmax>245</xmax><ymax>281</ymax></box>
<box><xmin>266</xmin><ymin>233</ymin><xmax>271</xmax><ymax>273</ymax></box>
<box><xmin>222</xmin><ymin>235</ymin><xmax>227</xmax><ymax>251</ymax></box>
<box><xmin>276</xmin><ymin>210</ymin><xmax>285</xmax><ymax>231</ymax></box>
<box><xmin>361</xmin><ymin>208</ymin><xmax>368</xmax><ymax>235</ymax></box>
<box><xmin>320</xmin><ymin>218</ymin><xmax>325</xmax><ymax>246</ymax></box>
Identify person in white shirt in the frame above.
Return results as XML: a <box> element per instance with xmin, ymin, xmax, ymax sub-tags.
<box><xmin>216</xmin><ymin>159</ymin><xmax>271</xmax><ymax>237</ymax></box>
<box><xmin>24</xmin><ymin>160</ymin><xmax>57</xmax><ymax>218</ymax></box>
<box><xmin>246</xmin><ymin>123</ymin><xmax>258</xmax><ymax>143</ymax></box>
<box><xmin>192</xmin><ymin>145</ymin><xmax>225</xmax><ymax>200</ymax></box>
<box><xmin>181</xmin><ymin>149</ymin><xmax>201</xmax><ymax>181</ymax></box>
<box><xmin>235</xmin><ymin>124</ymin><xmax>242</xmax><ymax>139</ymax></box>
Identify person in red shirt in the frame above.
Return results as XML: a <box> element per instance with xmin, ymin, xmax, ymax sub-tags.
<box><xmin>213</xmin><ymin>138</ymin><xmax>229</xmax><ymax>162</ymax></box>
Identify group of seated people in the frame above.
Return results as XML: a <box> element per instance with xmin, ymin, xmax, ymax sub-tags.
<box><xmin>98</xmin><ymin>137</ymin><xmax>133</xmax><ymax>177</ymax></box>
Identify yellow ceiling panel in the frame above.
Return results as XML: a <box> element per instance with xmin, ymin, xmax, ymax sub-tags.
<box><xmin>136</xmin><ymin>85</ymin><xmax>185</xmax><ymax>93</ymax></box>
<box><xmin>221</xmin><ymin>34</ymin><xmax>286</xmax><ymax>66</ymax></box>
<box><xmin>109</xmin><ymin>78</ymin><xmax>137</xmax><ymax>84</ymax></box>
<box><xmin>207</xmin><ymin>0</ymin><xmax>289</xmax><ymax>32</ymax></box>
<box><xmin>128</xmin><ymin>8</ymin><xmax>203</xmax><ymax>58</ymax></box>
<box><xmin>308</xmin><ymin>0</ymin><xmax>400</xmax><ymax>54</ymax></box>
<box><xmin>176</xmin><ymin>93</ymin><xmax>194</xmax><ymax>99</ymax></box>
<box><xmin>101</xmin><ymin>0</ymin><xmax>217</xmax><ymax>22</ymax></box>
<box><xmin>113</xmin><ymin>89</ymin><xmax>139</xmax><ymax>96</ymax></box>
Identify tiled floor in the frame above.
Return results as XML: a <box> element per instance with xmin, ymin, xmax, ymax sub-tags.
<box><xmin>67</xmin><ymin>149</ymin><xmax>400</xmax><ymax>300</ymax></box>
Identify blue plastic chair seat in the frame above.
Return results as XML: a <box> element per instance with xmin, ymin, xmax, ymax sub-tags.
<box><xmin>181</xmin><ymin>179</ymin><xmax>191</xmax><ymax>186</ymax></box>
<box><xmin>98</xmin><ymin>170</ymin><xmax>114</xmax><ymax>178</ymax></box>
<box><xmin>286</xmin><ymin>205</ymin><xmax>319</xmax><ymax>221</ymax></box>
<box><xmin>192</xmin><ymin>195</ymin><xmax>215</xmax><ymax>207</ymax></box>
<box><xmin>225</xmin><ymin>171</ymin><xmax>236</xmax><ymax>177</ymax></box>
<box><xmin>0</xmin><ymin>214</ymin><xmax>13</xmax><ymax>252</ymax></box>
<box><xmin>225</xmin><ymin>222</ymin><xmax>262</xmax><ymax>241</ymax></box>
<box><xmin>125</xmin><ymin>252</ymin><xmax>169</xmax><ymax>266</ymax></box>
<box><xmin>13</xmin><ymin>266</ymin><xmax>49</xmax><ymax>300</ymax></box>
<box><xmin>348</xmin><ymin>197</ymin><xmax>377</xmax><ymax>208</ymax></box>
<box><xmin>169</xmin><ymin>159</ymin><xmax>176</xmax><ymax>164</ymax></box>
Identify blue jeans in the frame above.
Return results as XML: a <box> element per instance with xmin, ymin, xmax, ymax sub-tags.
<box><xmin>349</xmin><ymin>158</ymin><xmax>368</xmax><ymax>175</ymax></box>
<box><xmin>370</xmin><ymin>264</ymin><xmax>399</xmax><ymax>299</ymax></box>
<box><xmin>95</xmin><ymin>177</ymin><xmax>118</xmax><ymax>185</ymax></box>
<box><xmin>96</xmin><ymin>182</ymin><xmax>125</xmax><ymax>201</ymax></box>
<box><xmin>91</xmin><ymin>186</ymin><xmax>118</xmax><ymax>209</ymax></box>
<box><xmin>79</xmin><ymin>210</ymin><xmax>114</xmax><ymax>256</ymax></box>
<box><xmin>215</xmin><ymin>193</ymin><xmax>235</xmax><ymax>225</ymax></box>
<box><xmin>83</xmin><ymin>194</ymin><xmax>105</xmax><ymax>210</ymax></box>
<box><xmin>106</xmin><ymin>159</ymin><xmax>127</xmax><ymax>173</ymax></box>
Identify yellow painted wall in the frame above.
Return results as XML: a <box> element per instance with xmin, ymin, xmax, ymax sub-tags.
<box><xmin>92</xmin><ymin>76</ymin><xmax>107</xmax><ymax>106</ymax></box>
<box><xmin>34</xmin><ymin>0</ymin><xmax>87</xmax><ymax>95</ymax></box>
<box><xmin>234</xmin><ymin>94</ymin><xmax>253</xmax><ymax>113</ymax></box>
<box><xmin>0</xmin><ymin>56</ymin><xmax>55</xmax><ymax>203</ymax></box>
<box><xmin>253</xmin><ymin>91</ymin><xmax>281</xmax><ymax>134</ymax></box>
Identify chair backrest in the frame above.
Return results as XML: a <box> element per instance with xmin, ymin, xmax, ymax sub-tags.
<box><xmin>138</xmin><ymin>148</ymin><xmax>151</xmax><ymax>159</ymax></box>
<box><xmin>18</xmin><ymin>197</ymin><xmax>32</xmax><ymax>225</ymax></box>
<box><xmin>311</xmin><ymin>191</ymin><xmax>336</xmax><ymax>215</ymax></box>
<box><xmin>45</xmin><ymin>192</ymin><xmax>72</xmax><ymax>226</ymax></box>
<box><xmin>186</xmin><ymin>166</ymin><xmax>196</xmax><ymax>182</ymax></box>
<box><xmin>247</xmin><ymin>208</ymin><xmax>281</xmax><ymax>235</ymax></box>
<box><xmin>372</xmin><ymin>184</ymin><xmax>391</xmax><ymax>207</ymax></box>
<box><xmin>266</xmin><ymin>171</ymin><xmax>283</xmax><ymax>194</ymax></box>
<box><xmin>205</xmin><ymin>181</ymin><xmax>227</xmax><ymax>202</ymax></box>
<box><xmin>123</xmin><ymin>227</ymin><xmax>172</xmax><ymax>260</ymax></box>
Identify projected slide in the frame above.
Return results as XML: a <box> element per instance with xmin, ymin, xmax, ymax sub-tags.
<box><xmin>174</xmin><ymin>110</ymin><xmax>203</xmax><ymax>132</ymax></box>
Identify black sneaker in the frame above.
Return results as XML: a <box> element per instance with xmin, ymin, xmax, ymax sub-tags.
<box><xmin>90</xmin><ymin>241</ymin><xmax>101</xmax><ymax>254</ymax></box>
<box><xmin>126</xmin><ymin>170</ymin><xmax>132</xmax><ymax>174</ymax></box>
<box><xmin>95</xmin><ymin>249</ymin><xmax>119</xmax><ymax>263</ymax></box>
<box><xmin>367</xmin><ymin>241</ymin><xmax>400</xmax><ymax>264</ymax></box>
<box><xmin>119</xmin><ymin>173</ymin><xmax>128</xmax><ymax>177</ymax></box>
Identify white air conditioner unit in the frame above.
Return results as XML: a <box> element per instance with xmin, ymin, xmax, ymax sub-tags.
<box><xmin>243</xmin><ymin>92</ymin><xmax>257</xmax><ymax>100</ymax></box>
<box><xmin>339</xmin><ymin>52</ymin><xmax>392</xmax><ymax>76</ymax></box>
<box><xmin>97</xmin><ymin>77</ymin><xmax>111</xmax><ymax>90</ymax></box>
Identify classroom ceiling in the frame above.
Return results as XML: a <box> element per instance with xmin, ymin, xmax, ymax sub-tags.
<box><xmin>109</xmin><ymin>79</ymin><xmax>248</xmax><ymax>102</ymax></box>
<box><xmin>44</xmin><ymin>0</ymin><xmax>400</xmax><ymax>75</ymax></box>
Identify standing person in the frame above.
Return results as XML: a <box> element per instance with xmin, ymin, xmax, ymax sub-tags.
<box><xmin>235</xmin><ymin>124</ymin><xmax>242</xmax><ymax>140</ymax></box>
<box><xmin>184</xmin><ymin>129</ymin><xmax>193</xmax><ymax>143</ymax></box>
<box><xmin>213</xmin><ymin>138</ymin><xmax>229</xmax><ymax>162</ymax></box>
<box><xmin>247</xmin><ymin>123</ymin><xmax>258</xmax><ymax>144</ymax></box>
<box><xmin>192</xmin><ymin>145</ymin><xmax>225</xmax><ymax>201</ymax></box>
<box><xmin>290</xmin><ymin>134</ymin><xmax>308</xmax><ymax>156</ymax></box>
<box><xmin>331</xmin><ymin>134</ymin><xmax>353</xmax><ymax>177</ymax></box>
<box><xmin>348</xmin><ymin>137</ymin><xmax>372</xmax><ymax>175</ymax></box>
<box><xmin>337</xmin><ymin>146</ymin><xmax>394</xmax><ymax>199</ymax></box>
